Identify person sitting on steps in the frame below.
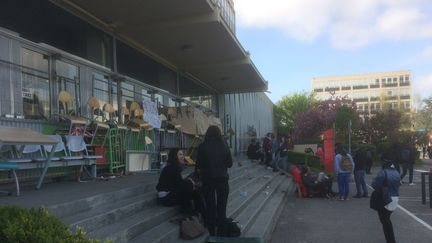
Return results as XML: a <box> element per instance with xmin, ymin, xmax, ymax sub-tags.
<box><xmin>156</xmin><ymin>148</ymin><xmax>204</xmax><ymax>216</ymax></box>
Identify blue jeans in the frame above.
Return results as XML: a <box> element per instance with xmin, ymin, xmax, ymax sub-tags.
<box><xmin>337</xmin><ymin>173</ymin><xmax>351</xmax><ymax>198</ymax></box>
<box><xmin>354</xmin><ymin>170</ymin><xmax>368</xmax><ymax>196</ymax></box>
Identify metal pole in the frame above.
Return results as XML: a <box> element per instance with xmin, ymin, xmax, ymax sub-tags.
<box><xmin>348</xmin><ymin>120</ymin><xmax>352</xmax><ymax>154</ymax></box>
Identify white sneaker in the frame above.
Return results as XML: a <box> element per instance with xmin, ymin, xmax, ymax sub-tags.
<box><xmin>409</xmin><ymin>183</ymin><xmax>415</xmax><ymax>186</ymax></box>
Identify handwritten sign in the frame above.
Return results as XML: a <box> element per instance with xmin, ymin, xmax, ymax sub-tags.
<box><xmin>142</xmin><ymin>100</ymin><xmax>161</xmax><ymax>129</ymax></box>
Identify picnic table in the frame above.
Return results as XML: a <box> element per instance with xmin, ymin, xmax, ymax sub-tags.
<box><xmin>0</xmin><ymin>126</ymin><xmax>57</xmax><ymax>195</ymax></box>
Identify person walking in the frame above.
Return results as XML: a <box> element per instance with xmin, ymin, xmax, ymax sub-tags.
<box><xmin>334</xmin><ymin>143</ymin><xmax>355</xmax><ymax>200</ymax></box>
<box><xmin>353</xmin><ymin>149</ymin><xmax>368</xmax><ymax>198</ymax></box>
<box><xmin>372</xmin><ymin>153</ymin><xmax>400</xmax><ymax>243</ymax></box>
<box><xmin>196</xmin><ymin>126</ymin><xmax>233</xmax><ymax>236</ymax></box>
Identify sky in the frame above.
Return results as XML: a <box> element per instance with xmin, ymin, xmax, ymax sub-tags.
<box><xmin>233</xmin><ymin>0</ymin><xmax>432</xmax><ymax>103</ymax></box>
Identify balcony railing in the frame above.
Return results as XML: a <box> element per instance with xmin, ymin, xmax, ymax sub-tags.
<box><xmin>353</xmin><ymin>85</ymin><xmax>368</xmax><ymax>90</ymax></box>
<box><xmin>341</xmin><ymin>86</ymin><xmax>351</xmax><ymax>90</ymax></box>
<box><xmin>353</xmin><ymin>98</ymin><xmax>369</xmax><ymax>102</ymax></box>
<box><xmin>313</xmin><ymin>88</ymin><xmax>323</xmax><ymax>92</ymax></box>
<box><xmin>370</xmin><ymin>97</ymin><xmax>380</xmax><ymax>101</ymax></box>
<box><xmin>399</xmin><ymin>82</ymin><xmax>410</xmax><ymax>87</ymax></box>
<box><xmin>383</xmin><ymin>83</ymin><xmax>398</xmax><ymax>88</ymax></box>
<box><xmin>400</xmin><ymin>95</ymin><xmax>411</xmax><ymax>99</ymax></box>
<box><xmin>325</xmin><ymin>87</ymin><xmax>340</xmax><ymax>92</ymax></box>
<box><xmin>369</xmin><ymin>84</ymin><xmax>380</xmax><ymax>88</ymax></box>
<box><xmin>211</xmin><ymin>0</ymin><xmax>236</xmax><ymax>33</ymax></box>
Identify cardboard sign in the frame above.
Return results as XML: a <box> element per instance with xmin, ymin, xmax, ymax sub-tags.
<box><xmin>142</xmin><ymin>100</ymin><xmax>161</xmax><ymax>129</ymax></box>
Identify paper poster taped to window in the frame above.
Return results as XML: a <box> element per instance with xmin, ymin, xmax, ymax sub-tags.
<box><xmin>142</xmin><ymin>100</ymin><xmax>161</xmax><ymax>129</ymax></box>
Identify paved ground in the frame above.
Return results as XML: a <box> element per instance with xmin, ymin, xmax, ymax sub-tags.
<box><xmin>270</xmin><ymin>161</ymin><xmax>432</xmax><ymax>243</ymax></box>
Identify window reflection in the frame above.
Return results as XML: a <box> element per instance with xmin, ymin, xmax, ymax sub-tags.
<box><xmin>21</xmin><ymin>48</ymin><xmax>50</xmax><ymax>119</ymax></box>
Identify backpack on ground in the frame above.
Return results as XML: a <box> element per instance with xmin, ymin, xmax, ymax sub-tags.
<box><xmin>180</xmin><ymin>216</ymin><xmax>206</xmax><ymax>240</ymax></box>
<box><xmin>341</xmin><ymin>155</ymin><xmax>353</xmax><ymax>171</ymax></box>
<box><xmin>217</xmin><ymin>218</ymin><xmax>242</xmax><ymax>237</ymax></box>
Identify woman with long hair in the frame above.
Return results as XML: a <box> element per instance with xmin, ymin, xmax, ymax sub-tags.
<box><xmin>197</xmin><ymin>126</ymin><xmax>233</xmax><ymax>236</ymax></box>
<box><xmin>156</xmin><ymin>148</ymin><xmax>200</xmax><ymax>214</ymax></box>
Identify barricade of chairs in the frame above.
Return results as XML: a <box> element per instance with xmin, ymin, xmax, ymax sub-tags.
<box><xmin>0</xmin><ymin>134</ymin><xmax>101</xmax><ymax>196</ymax></box>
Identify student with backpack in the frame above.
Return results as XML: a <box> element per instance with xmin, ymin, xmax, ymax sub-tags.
<box><xmin>334</xmin><ymin>143</ymin><xmax>355</xmax><ymax>200</ymax></box>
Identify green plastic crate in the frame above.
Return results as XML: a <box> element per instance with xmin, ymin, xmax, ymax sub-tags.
<box><xmin>206</xmin><ymin>237</ymin><xmax>264</xmax><ymax>243</ymax></box>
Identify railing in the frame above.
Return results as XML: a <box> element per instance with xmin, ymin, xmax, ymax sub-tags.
<box><xmin>313</xmin><ymin>88</ymin><xmax>323</xmax><ymax>92</ymax></box>
<box><xmin>383</xmin><ymin>83</ymin><xmax>398</xmax><ymax>88</ymax></box>
<box><xmin>210</xmin><ymin>0</ymin><xmax>236</xmax><ymax>33</ymax></box>
<box><xmin>400</xmin><ymin>95</ymin><xmax>411</xmax><ymax>100</ymax></box>
<box><xmin>341</xmin><ymin>86</ymin><xmax>351</xmax><ymax>90</ymax></box>
<box><xmin>400</xmin><ymin>82</ymin><xmax>410</xmax><ymax>86</ymax></box>
<box><xmin>370</xmin><ymin>84</ymin><xmax>380</xmax><ymax>88</ymax></box>
<box><xmin>353</xmin><ymin>85</ymin><xmax>368</xmax><ymax>90</ymax></box>
<box><xmin>325</xmin><ymin>87</ymin><xmax>340</xmax><ymax>92</ymax></box>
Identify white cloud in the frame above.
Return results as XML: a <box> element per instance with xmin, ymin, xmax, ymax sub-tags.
<box><xmin>421</xmin><ymin>46</ymin><xmax>432</xmax><ymax>59</ymax></box>
<box><xmin>413</xmin><ymin>74</ymin><xmax>432</xmax><ymax>98</ymax></box>
<box><xmin>234</xmin><ymin>0</ymin><xmax>432</xmax><ymax>49</ymax></box>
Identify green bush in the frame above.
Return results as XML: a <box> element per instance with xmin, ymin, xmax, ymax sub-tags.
<box><xmin>0</xmin><ymin>206</ymin><xmax>100</xmax><ymax>243</ymax></box>
<box><xmin>286</xmin><ymin>151</ymin><xmax>322</xmax><ymax>171</ymax></box>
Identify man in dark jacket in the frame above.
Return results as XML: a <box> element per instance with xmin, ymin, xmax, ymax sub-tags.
<box><xmin>263</xmin><ymin>133</ymin><xmax>273</xmax><ymax>168</ymax></box>
<box><xmin>400</xmin><ymin>144</ymin><xmax>416</xmax><ymax>185</ymax></box>
<box><xmin>353</xmin><ymin>149</ymin><xmax>368</xmax><ymax>198</ymax></box>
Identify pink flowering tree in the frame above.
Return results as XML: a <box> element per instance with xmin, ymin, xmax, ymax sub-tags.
<box><xmin>293</xmin><ymin>93</ymin><xmax>357</xmax><ymax>142</ymax></box>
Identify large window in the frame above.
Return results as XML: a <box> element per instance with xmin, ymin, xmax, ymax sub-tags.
<box><xmin>92</xmin><ymin>74</ymin><xmax>109</xmax><ymax>120</ymax></box>
<box><xmin>56</xmin><ymin>60</ymin><xmax>80</xmax><ymax>116</ymax></box>
<box><xmin>121</xmin><ymin>82</ymin><xmax>135</xmax><ymax>108</ymax></box>
<box><xmin>1</xmin><ymin>0</ymin><xmax>113</xmax><ymax>69</ymax></box>
<box><xmin>21</xmin><ymin>48</ymin><xmax>50</xmax><ymax>119</ymax></box>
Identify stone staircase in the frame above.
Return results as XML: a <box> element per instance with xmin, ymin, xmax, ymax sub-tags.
<box><xmin>47</xmin><ymin>160</ymin><xmax>294</xmax><ymax>243</ymax></box>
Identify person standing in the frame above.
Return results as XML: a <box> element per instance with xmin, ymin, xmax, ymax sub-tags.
<box><xmin>400</xmin><ymin>144</ymin><xmax>416</xmax><ymax>185</ymax></box>
<box><xmin>334</xmin><ymin>143</ymin><xmax>355</xmax><ymax>200</ymax></box>
<box><xmin>353</xmin><ymin>149</ymin><xmax>368</xmax><ymax>198</ymax></box>
<box><xmin>372</xmin><ymin>153</ymin><xmax>400</xmax><ymax>243</ymax></box>
<box><xmin>196</xmin><ymin>126</ymin><xmax>233</xmax><ymax>236</ymax></box>
<box><xmin>263</xmin><ymin>133</ymin><xmax>273</xmax><ymax>169</ymax></box>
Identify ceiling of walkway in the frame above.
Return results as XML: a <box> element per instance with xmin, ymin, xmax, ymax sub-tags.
<box><xmin>50</xmin><ymin>0</ymin><xmax>268</xmax><ymax>94</ymax></box>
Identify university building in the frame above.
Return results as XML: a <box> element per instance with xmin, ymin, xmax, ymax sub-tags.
<box><xmin>0</xmin><ymin>0</ymin><xmax>273</xmax><ymax>177</ymax></box>
<box><xmin>312</xmin><ymin>70</ymin><xmax>413</xmax><ymax>116</ymax></box>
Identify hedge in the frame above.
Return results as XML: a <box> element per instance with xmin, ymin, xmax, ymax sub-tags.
<box><xmin>286</xmin><ymin>151</ymin><xmax>322</xmax><ymax>171</ymax></box>
<box><xmin>0</xmin><ymin>206</ymin><xmax>102</xmax><ymax>243</ymax></box>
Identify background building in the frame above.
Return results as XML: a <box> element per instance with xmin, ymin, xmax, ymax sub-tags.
<box><xmin>312</xmin><ymin>70</ymin><xmax>413</xmax><ymax>116</ymax></box>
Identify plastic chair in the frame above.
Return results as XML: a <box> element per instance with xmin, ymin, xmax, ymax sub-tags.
<box><xmin>66</xmin><ymin>135</ymin><xmax>101</xmax><ymax>179</ymax></box>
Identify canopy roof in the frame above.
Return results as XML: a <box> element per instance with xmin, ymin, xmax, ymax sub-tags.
<box><xmin>51</xmin><ymin>0</ymin><xmax>268</xmax><ymax>94</ymax></box>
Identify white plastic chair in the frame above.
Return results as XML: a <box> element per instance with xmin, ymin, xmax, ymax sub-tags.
<box><xmin>66</xmin><ymin>135</ymin><xmax>101</xmax><ymax>179</ymax></box>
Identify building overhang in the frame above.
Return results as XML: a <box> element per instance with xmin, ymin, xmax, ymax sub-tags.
<box><xmin>50</xmin><ymin>0</ymin><xmax>268</xmax><ymax>94</ymax></box>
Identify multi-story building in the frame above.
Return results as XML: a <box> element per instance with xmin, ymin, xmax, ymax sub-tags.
<box><xmin>0</xmin><ymin>0</ymin><xmax>273</xmax><ymax>158</ymax></box>
<box><xmin>312</xmin><ymin>71</ymin><xmax>413</xmax><ymax>116</ymax></box>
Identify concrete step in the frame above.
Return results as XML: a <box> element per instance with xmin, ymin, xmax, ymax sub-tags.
<box><xmin>48</xmin><ymin>160</ymin><xmax>254</xmax><ymax>220</ymax></box>
<box><xmin>236</xmin><ymin>174</ymin><xmax>286</xmax><ymax>234</ymax></box>
<box><xmin>88</xmin><ymin>165</ymin><xmax>266</xmax><ymax>242</ymax></box>
<box><xmin>47</xmin><ymin>180</ymin><xmax>157</xmax><ymax>219</ymax></box>
<box><xmin>244</xmin><ymin>176</ymin><xmax>295</xmax><ymax>242</ymax></box>
<box><xmin>129</xmin><ymin>169</ymin><xmax>279</xmax><ymax>243</ymax></box>
<box><xmin>68</xmin><ymin>164</ymin><xmax>262</xmax><ymax>233</ymax></box>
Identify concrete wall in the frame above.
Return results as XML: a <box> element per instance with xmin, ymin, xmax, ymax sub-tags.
<box><xmin>218</xmin><ymin>92</ymin><xmax>274</xmax><ymax>155</ymax></box>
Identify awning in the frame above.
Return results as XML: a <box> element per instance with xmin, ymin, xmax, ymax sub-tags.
<box><xmin>50</xmin><ymin>0</ymin><xmax>268</xmax><ymax>94</ymax></box>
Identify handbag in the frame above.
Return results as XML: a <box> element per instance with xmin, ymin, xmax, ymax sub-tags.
<box><xmin>180</xmin><ymin>216</ymin><xmax>206</xmax><ymax>240</ymax></box>
<box><xmin>370</xmin><ymin>169</ymin><xmax>392</xmax><ymax>211</ymax></box>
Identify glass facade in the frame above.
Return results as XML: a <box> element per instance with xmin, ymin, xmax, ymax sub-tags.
<box><xmin>56</xmin><ymin>60</ymin><xmax>80</xmax><ymax>116</ymax></box>
<box><xmin>21</xmin><ymin>48</ymin><xmax>50</xmax><ymax>119</ymax></box>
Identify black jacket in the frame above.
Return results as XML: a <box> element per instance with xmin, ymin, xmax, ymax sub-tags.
<box><xmin>156</xmin><ymin>164</ymin><xmax>183</xmax><ymax>193</ymax></box>
<box><xmin>354</xmin><ymin>150</ymin><xmax>366</xmax><ymax>171</ymax></box>
<box><xmin>197</xmin><ymin>140</ymin><xmax>233</xmax><ymax>179</ymax></box>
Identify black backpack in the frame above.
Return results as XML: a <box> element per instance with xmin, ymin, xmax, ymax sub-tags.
<box><xmin>217</xmin><ymin>218</ymin><xmax>241</xmax><ymax>237</ymax></box>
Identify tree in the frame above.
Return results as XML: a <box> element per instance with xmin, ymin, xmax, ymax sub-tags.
<box><xmin>413</xmin><ymin>96</ymin><xmax>432</xmax><ymax>145</ymax></box>
<box><xmin>274</xmin><ymin>92</ymin><xmax>316</xmax><ymax>135</ymax></box>
<box><xmin>292</xmin><ymin>95</ymin><xmax>356</xmax><ymax>142</ymax></box>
